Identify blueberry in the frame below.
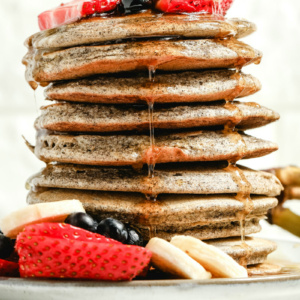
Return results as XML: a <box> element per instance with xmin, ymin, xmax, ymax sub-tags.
<box><xmin>0</xmin><ymin>234</ymin><xmax>14</xmax><ymax>259</ymax></box>
<box><xmin>126</xmin><ymin>226</ymin><xmax>143</xmax><ymax>246</ymax></box>
<box><xmin>97</xmin><ymin>218</ymin><xmax>128</xmax><ymax>243</ymax></box>
<box><xmin>121</xmin><ymin>0</ymin><xmax>152</xmax><ymax>13</ymax></box>
<box><xmin>65</xmin><ymin>212</ymin><xmax>97</xmax><ymax>232</ymax></box>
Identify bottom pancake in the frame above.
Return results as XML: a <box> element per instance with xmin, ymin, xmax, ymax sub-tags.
<box><xmin>247</xmin><ymin>263</ymin><xmax>282</xmax><ymax>276</ymax></box>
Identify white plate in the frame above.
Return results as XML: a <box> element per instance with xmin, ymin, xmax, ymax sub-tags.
<box><xmin>1</xmin><ymin>239</ymin><xmax>300</xmax><ymax>300</ymax></box>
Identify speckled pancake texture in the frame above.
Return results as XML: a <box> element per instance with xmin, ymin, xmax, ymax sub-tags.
<box><xmin>27</xmin><ymin>163</ymin><xmax>283</xmax><ymax>196</ymax></box>
<box><xmin>24</xmin><ymin>38</ymin><xmax>262</xmax><ymax>86</ymax></box>
<box><xmin>35</xmin><ymin>101</ymin><xmax>279</xmax><ymax>132</ymax></box>
<box><xmin>45</xmin><ymin>70</ymin><xmax>261</xmax><ymax>104</ymax></box>
<box><xmin>34</xmin><ymin>131</ymin><xmax>278</xmax><ymax>166</ymax></box>
<box><xmin>30</xmin><ymin>12</ymin><xmax>256</xmax><ymax>49</ymax></box>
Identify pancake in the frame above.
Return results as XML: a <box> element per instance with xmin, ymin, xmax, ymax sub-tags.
<box><xmin>149</xmin><ymin>219</ymin><xmax>261</xmax><ymax>243</ymax></box>
<box><xmin>27</xmin><ymin>188</ymin><xmax>278</xmax><ymax>228</ymax></box>
<box><xmin>207</xmin><ymin>237</ymin><xmax>277</xmax><ymax>266</ymax></box>
<box><xmin>35</xmin><ymin>101</ymin><xmax>279</xmax><ymax>132</ymax></box>
<box><xmin>27</xmin><ymin>188</ymin><xmax>269</xmax><ymax>241</ymax></box>
<box><xmin>24</xmin><ymin>38</ymin><xmax>262</xmax><ymax>87</ymax></box>
<box><xmin>30</xmin><ymin>11</ymin><xmax>256</xmax><ymax>50</ymax></box>
<box><xmin>34</xmin><ymin>131</ymin><xmax>278</xmax><ymax>166</ymax></box>
<box><xmin>247</xmin><ymin>263</ymin><xmax>282</xmax><ymax>276</ymax></box>
<box><xmin>27</xmin><ymin>163</ymin><xmax>283</xmax><ymax>196</ymax></box>
<box><xmin>45</xmin><ymin>70</ymin><xmax>261</xmax><ymax>104</ymax></box>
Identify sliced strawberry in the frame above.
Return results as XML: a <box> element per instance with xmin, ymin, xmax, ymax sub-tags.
<box><xmin>16</xmin><ymin>223</ymin><xmax>152</xmax><ymax>281</ymax></box>
<box><xmin>0</xmin><ymin>259</ymin><xmax>19</xmax><ymax>277</ymax></box>
<box><xmin>19</xmin><ymin>223</ymin><xmax>120</xmax><ymax>245</ymax></box>
<box><xmin>38</xmin><ymin>0</ymin><xmax>121</xmax><ymax>31</ymax></box>
<box><xmin>155</xmin><ymin>0</ymin><xmax>233</xmax><ymax>15</ymax></box>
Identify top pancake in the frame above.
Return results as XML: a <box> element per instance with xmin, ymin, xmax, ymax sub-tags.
<box><xmin>28</xmin><ymin>11</ymin><xmax>256</xmax><ymax>50</ymax></box>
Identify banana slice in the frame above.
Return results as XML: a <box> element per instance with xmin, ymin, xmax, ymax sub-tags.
<box><xmin>171</xmin><ymin>236</ymin><xmax>248</xmax><ymax>278</ymax></box>
<box><xmin>146</xmin><ymin>237</ymin><xmax>211</xmax><ymax>280</ymax></box>
<box><xmin>0</xmin><ymin>200</ymin><xmax>85</xmax><ymax>238</ymax></box>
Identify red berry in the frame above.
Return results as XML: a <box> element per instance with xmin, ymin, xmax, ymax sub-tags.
<box><xmin>82</xmin><ymin>1</ymin><xmax>97</xmax><ymax>16</ymax></box>
<box><xmin>38</xmin><ymin>0</ymin><xmax>121</xmax><ymax>31</ymax></box>
<box><xmin>0</xmin><ymin>259</ymin><xmax>19</xmax><ymax>277</ymax></box>
<box><xmin>16</xmin><ymin>223</ymin><xmax>152</xmax><ymax>281</ymax></box>
<box><xmin>155</xmin><ymin>0</ymin><xmax>233</xmax><ymax>15</ymax></box>
<box><xmin>20</xmin><ymin>223</ymin><xmax>120</xmax><ymax>245</ymax></box>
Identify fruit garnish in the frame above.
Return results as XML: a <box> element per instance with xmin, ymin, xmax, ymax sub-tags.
<box><xmin>0</xmin><ymin>259</ymin><xmax>19</xmax><ymax>277</ymax></box>
<box><xmin>0</xmin><ymin>200</ymin><xmax>85</xmax><ymax>238</ymax></box>
<box><xmin>121</xmin><ymin>0</ymin><xmax>152</xmax><ymax>13</ymax></box>
<box><xmin>16</xmin><ymin>223</ymin><xmax>152</xmax><ymax>280</ymax></box>
<box><xmin>97</xmin><ymin>218</ymin><xmax>128</xmax><ymax>244</ymax></box>
<box><xmin>0</xmin><ymin>234</ymin><xmax>14</xmax><ymax>260</ymax></box>
<box><xmin>65</xmin><ymin>212</ymin><xmax>98</xmax><ymax>233</ymax></box>
<box><xmin>171</xmin><ymin>236</ymin><xmax>248</xmax><ymax>278</ymax></box>
<box><xmin>38</xmin><ymin>0</ymin><xmax>121</xmax><ymax>31</ymax></box>
<box><xmin>154</xmin><ymin>0</ymin><xmax>233</xmax><ymax>15</ymax></box>
<box><xmin>20</xmin><ymin>223</ymin><xmax>121</xmax><ymax>244</ymax></box>
<box><xmin>126</xmin><ymin>226</ymin><xmax>144</xmax><ymax>246</ymax></box>
<box><xmin>146</xmin><ymin>237</ymin><xmax>211</xmax><ymax>279</ymax></box>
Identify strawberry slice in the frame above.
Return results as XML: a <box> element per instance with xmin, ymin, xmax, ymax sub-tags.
<box><xmin>0</xmin><ymin>259</ymin><xmax>19</xmax><ymax>277</ymax></box>
<box><xmin>155</xmin><ymin>0</ymin><xmax>233</xmax><ymax>15</ymax></box>
<box><xmin>16</xmin><ymin>223</ymin><xmax>152</xmax><ymax>281</ymax></box>
<box><xmin>38</xmin><ymin>0</ymin><xmax>121</xmax><ymax>31</ymax></box>
<box><xmin>19</xmin><ymin>222</ymin><xmax>120</xmax><ymax>244</ymax></box>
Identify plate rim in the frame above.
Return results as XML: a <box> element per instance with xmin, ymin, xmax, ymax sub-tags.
<box><xmin>1</xmin><ymin>272</ymin><xmax>300</xmax><ymax>288</ymax></box>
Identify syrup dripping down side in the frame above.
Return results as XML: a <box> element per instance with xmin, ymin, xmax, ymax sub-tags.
<box><xmin>223</xmin><ymin>70</ymin><xmax>253</xmax><ymax>266</ymax></box>
<box><xmin>145</xmin><ymin>66</ymin><xmax>158</xmax><ymax>237</ymax></box>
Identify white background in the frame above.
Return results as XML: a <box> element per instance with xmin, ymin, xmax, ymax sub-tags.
<box><xmin>0</xmin><ymin>0</ymin><xmax>299</xmax><ymax>218</ymax></box>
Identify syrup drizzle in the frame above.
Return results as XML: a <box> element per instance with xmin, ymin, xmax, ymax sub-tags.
<box><xmin>147</xmin><ymin>66</ymin><xmax>156</xmax><ymax>179</ymax></box>
<box><xmin>223</xmin><ymin>70</ymin><xmax>253</xmax><ymax>265</ymax></box>
<box><xmin>145</xmin><ymin>65</ymin><xmax>158</xmax><ymax>239</ymax></box>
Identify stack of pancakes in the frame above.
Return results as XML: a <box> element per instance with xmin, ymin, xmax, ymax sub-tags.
<box><xmin>24</xmin><ymin>11</ymin><xmax>283</xmax><ymax>272</ymax></box>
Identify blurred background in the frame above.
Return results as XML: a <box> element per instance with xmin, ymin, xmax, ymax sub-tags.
<box><xmin>0</xmin><ymin>0</ymin><xmax>299</xmax><ymax>221</ymax></box>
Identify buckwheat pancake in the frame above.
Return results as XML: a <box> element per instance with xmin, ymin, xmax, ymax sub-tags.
<box><xmin>45</xmin><ymin>70</ymin><xmax>261</xmax><ymax>104</ymax></box>
<box><xmin>247</xmin><ymin>263</ymin><xmax>282</xmax><ymax>276</ymax></box>
<box><xmin>27</xmin><ymin>163</ymin><xmax>283</xmax><ymax>196</ymax></box>
<box><xmin>27</xmin><ymin>188</ymin><xmax>277</xmax><ymax>227</ymax></box>
<box><xmin>24</xmin><ymin>38</ymin><xmax>262</xmax><ymax>87</ymax></box>
<box><xmin>148</xmin><ymin>220</ymin><xmax>261</xmax><ymax>243</ymax></box>
<box><xmin>27</xmin><ymin>188</ymin><xmax>276</xmax><ymax>241</ymax></box>
<box><xmin>35</xmin><ymin>101</ymin><xmax>279</xmax><ymax>132</ymax></box>
<box><xmin>30</xmin><ymin>11</ymin><xmax>256</xmax><ymax>50</ymax></box>
<box><xmin>207</xmin><ymin>237</ymin><xmax>278</xmax><ymax>266</ymax></box>
<box><xmin>33</xmin><ymin>131</ymin><xmax>278</xmax><ymax>166</ymax></box>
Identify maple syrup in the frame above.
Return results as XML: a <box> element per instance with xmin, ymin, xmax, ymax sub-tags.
<box><xmin>220</xmin><ymin>68</ymin><xmax>255</xmax><ymax>260</ymax></box>
<box><xmin>146</xmin><ymin>66</ymin><xmax>157</xmax><ymax>193</ymax></box>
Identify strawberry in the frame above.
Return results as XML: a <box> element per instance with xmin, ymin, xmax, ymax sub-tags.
<box><xmin>20</xmin><ymin>223</ymin><xmax>120</xmax><ymax>244</ymax></box>
<box><xmin>0</xmin><ymin>259</ymin><xmax>19</xmax><ymax>277</ymax></box>
<box><xmin>38</xmin><ymin>0</ymin><xmax>121</xmax><ymax>31</ymax></box>
<box><xmin>16</xmin><ymin>223</ymin><xmax>152</xmax><ymax>281</ymax></box>
<box><xmin>155</xmin><ymin>0</ymin><xmax>234</xmax><ymax>15</ymax></box>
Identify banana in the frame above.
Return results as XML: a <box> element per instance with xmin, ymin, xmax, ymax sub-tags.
<box><xmin>171</xmin><ymin>236</ymin><xmax>248</xmax><ymax>278</ymax></box>
<box><xmin>146</xmin><ymin>237</ymin><xmax>211</xmax><ymax>280</ymax></box>
<box><xmin>0</xmin><ymin>200</ymin><xmax>85</xmax><ymax>238</ymax></box>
